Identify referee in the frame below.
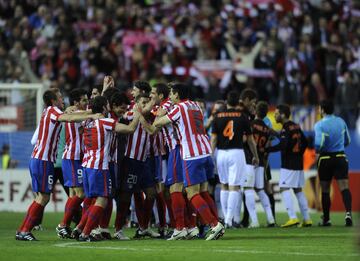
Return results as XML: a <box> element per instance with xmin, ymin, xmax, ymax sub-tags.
<box><xmin>314</xmin><ymin>100</ymin><xmax>352</xmax><ymax>226</ymax></box>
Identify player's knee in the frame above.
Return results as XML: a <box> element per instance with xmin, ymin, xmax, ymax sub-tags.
<box><xmin>37</xmin><ymin>193</ymin><xmax>50</xmax><ymax>206</ymax></box>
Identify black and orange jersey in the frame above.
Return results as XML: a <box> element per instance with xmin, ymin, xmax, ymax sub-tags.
<box><xmin>267</xmin><ymin>120</ymin><xmax>308</xmax><ymax>170</ymax></box>
<box><xmin>251</xmin><ymin>119</ymin><xmax>271</xmax><ymax>167</ymax></box>
<box><xmin>212</xmin><ymin>108</ymin><xmax>251</xmax><ymax>150</ymax></box>
<box><xmin>241</xmin><ymin>108</ymin><xmax>255</xmax><ymax>164</ymax></box>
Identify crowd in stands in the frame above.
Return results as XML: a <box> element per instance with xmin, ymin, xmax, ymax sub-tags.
<box><xmin>0</xmin><ymin>0</ymin><xmax>359</xmax><ymax>127</ymax></box>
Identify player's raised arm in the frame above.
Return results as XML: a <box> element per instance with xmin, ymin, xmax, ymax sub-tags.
<box><xmin>153</xmin><ymin>114</ymin><xmax>172</xmax><ymax>128</ymax></box>
<box><xmin>114</xmin><ymin>112</ymin><xmax>140</xmax><ymax>134</ymax></box>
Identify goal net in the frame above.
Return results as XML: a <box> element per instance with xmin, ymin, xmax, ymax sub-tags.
<box><xmin>0</xmin><ymin>83</ymin><xmax>45</xmax><ymax>168</ymax></box>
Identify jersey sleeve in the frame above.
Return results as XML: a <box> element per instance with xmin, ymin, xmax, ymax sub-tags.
<box><xmin>314</xmin><ymin>122</ymin><xmax>323</xmax><ymax>152</ymax></box>
<box><xmin>100</xmin><ymin>118</ymin><xmax>116</xmax><ymax>131</ymax></box>
<box><xmin>50</xmin><ymin>106</ymin><xmax>63</xmax><ymax>121</ymax></box>
<box><xmin>167</xmin><ymin>105</ymin><xmax>180</xmax><ymax>122</ymax></box>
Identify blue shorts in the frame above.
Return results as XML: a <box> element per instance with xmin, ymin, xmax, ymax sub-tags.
<box><xmin>154</xmin><ymin>155</ymin><xmax>163</xmax><ymax>183</ymax></box>
<box><xmin>83</xmin><ymin>168</ymin><xmax>111</xmax><ymax>198</ymax></box>
<box><xmin>109</xmin><ymin>162</ymin><xmax>118</xmax><ymax>190</ymax></box>
<box><xmin>29</xmin><ymin>158</ymin><xmax>54</xmax><ymax>193</ymax></box>
<box><xmin>142</xmin><ymin>157</ymin><xmax>157</xmax><ymax>189</ymax></box>
<box><xmin>120</xmin><ymin>157</ymin><xmax>145</xmax><ymax>193</ymax></box>
<box><xmin>62</xmin><ymin>159</ymin><xmax>83</xmax><ymax>187</ymax></box>
<box><xmin>166</xmin><ymin>145</ymin><xmax>183</xmax><ymax>186</ymax></box>
<box><xmin>205</xmin><ymin>156</ymin><xmax>215</xmax><ymax>180</ymax></box>
<box><xmin>182</xmin><ymin>156</ymin><xmax>213</xmax><ymax>187</ymax></box>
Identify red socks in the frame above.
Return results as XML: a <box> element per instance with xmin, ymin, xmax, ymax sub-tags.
<box><xmin>156</xmin><ymin>192</ymin><xmax>167</xmax><ymax>228</ymax></box>
<box><xmin>134</xmin><ymin>192</ymin><xmax>145</xmax><ymax>228</ymax></box>
<box><xmin>77</xmin><ymin>197</ymin><xmax>95</xmax><ymax>230</ymax></box>
<box><xmin>82</xmin><ymin>205</ymin><xmax>104</xmax><ymax>236</ymax></box>
<box><xmin>20</xmin><ymin>201</ymin><xmax>45</xmax><ymax>232</ymax></box>
<box><xmin>99</xmin><ymin>199</ymin><xmax>113</xmax><ymax>228</ymax></box>
<box><xmin>165</xmin><ymin>197</ymin><xmax>176</xmax><ymax>228</ymax></box>
<box><xmin>184</xmin><ymin>197</ymin><xmax>197</xmax><ymax>228</ymax></box>
<box><xmin>61</xmin><ymin>196</ymin><xmax>83</xmax><ymax>227</ymax></box>
<box><xmin>115</xmin><ymin>201</ymin><xmax>131</xmax><ymax>231</ymax></box>
<box><xmin>142</xmin><ymin>197</ymin><xmax>155</xmax><ymax>229</ymax></box>
<box><xmin>200</xmin><ymin>191</ymin><xmax>218</xmax><ymax>220</ymax></box>
<box><xmin>190</xmin><ymin>194</ymin><xmax>217</xmax><ymax>227</ymax></box>
<box><xmin>170</xmin><ymin>192</ymin><xmax>186</xmax><ymax>230</ymax></box>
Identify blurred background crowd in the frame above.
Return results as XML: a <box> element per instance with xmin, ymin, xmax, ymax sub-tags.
<box><xmin>0</xmin><ymin>0</ymin><xmax>359</xmax><ymax>127</ymax></box>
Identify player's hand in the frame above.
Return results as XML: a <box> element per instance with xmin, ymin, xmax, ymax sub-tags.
<box><xmin>252</xmin><ymin>156</ymin><xmax>259</xmax><ymax>166</ymax></box>
<box><xmin>65</xmin><ymin>106</ymin><xmax>77</xmax><ymax>114</ymax></box>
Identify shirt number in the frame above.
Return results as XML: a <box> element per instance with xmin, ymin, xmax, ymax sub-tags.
<box><xmin>223</xmin><ymin>120</ymin><xmax>234</xmax><ymax>140</ymax></box>
<box><xmin>292</xmin><ymin>133</ymin><xmax>301</xmax><ymax>153</ymax></box>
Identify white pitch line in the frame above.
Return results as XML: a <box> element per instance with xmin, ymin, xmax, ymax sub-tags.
<box><xmin>53</xmin><ymin>242</ymin><xmax>360</xmax><ymax>257</ymax></box>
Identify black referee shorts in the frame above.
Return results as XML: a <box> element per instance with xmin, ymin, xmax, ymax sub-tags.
<box><xmin>317</xmin><ymin>152</ymin><xmax>349</xmax><ymax>181</ymax></box>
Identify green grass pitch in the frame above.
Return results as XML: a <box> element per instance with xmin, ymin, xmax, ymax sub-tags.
<box><xmin>1</xmin><ymin>212</ymin><xmax>359</xmax><ymax>261</ymax></box>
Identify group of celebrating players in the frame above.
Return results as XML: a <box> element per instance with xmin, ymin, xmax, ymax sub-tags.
<box><xmin>15</xmin><ymin>76</ymin><xmax>352</xmax><ymax>242</ymax></box>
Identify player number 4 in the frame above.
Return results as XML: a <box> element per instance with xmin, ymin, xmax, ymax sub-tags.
<box><xmin>223</xmin><ymin>120</ymin><xmax>234</xmax><ymax>140</ymax></box>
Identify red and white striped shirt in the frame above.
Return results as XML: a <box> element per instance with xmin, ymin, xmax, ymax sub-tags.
<box><xmin>124</xmin><ymin>121</ymin><xmax>149</xmax><ymax>162</ymax></box>
<box><xmin>62</xmin><ymin>121</ymin><xmax>83</xmax><ymax>160</ymax></box>
<box><xmin>83</xmin><ymin>118</ymin><xmax>116</xmax><ymax>170</ymax></box>
<box><xmin>32</xmin><ymin>106</ymin><xmax>63</xmax><ymax>162</ymax></box>
<box><xmin>160</xmin><ymin>98</ymin><xmax>180</xmax><ymax>151</ymax></box>
<box><xmin>167</xmin><ymin>100</ymin><xmax>212</xmax><ymax>160</ymax></box>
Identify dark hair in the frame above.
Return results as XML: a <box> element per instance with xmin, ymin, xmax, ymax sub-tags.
<box><xmin>135</xmin><ymin>92</ymin><xmax>150</xmax><ymax>102</ymax></box>
<box><xmin>256</xmin><ymin>101</ymin><xmax>269</xmax><ymax>119</ymax></box>
<box><xmin>92</xmin><ymin>84</ymin><xmax>103</xmax><ymax>94</ymax></box>
<box><xmin>134</xmin><ymin>81</ymin><xmax>151</xmax><ymax>94</ymax></box>
<box><xmin>102</xmin><ymin>88</ymin><xmax>121</xmax><ymax>103</ymax></box>
<box><xmin>320</xmin><ymin>100</ymin><xmax>334</xmax><ymax>114</ymax></box>
<box><xmin>110</xmin><ymin>92</ymin><xmax>130</xmax><ymax>108</ymax></box>
<box><xmin>91</xmin><ymin>96</ymin><xmax>108</xmax><ymax>114</ymax></box>
<box><xmin>240</xmin><ymin>88</ymin><xmax>257</xmax><ymax>101</ymax></box>
<box><xmin>227</xmin><ymin>91</ymin><xmax>240</xmax><ymax>107</ymax></box>
<box><xmin>69</xmin><ymin>88</ymin><xmax>88</xmax><ymax>106</ymax></box>
<box><xmin>43</xmin><ymin>89</ymin><xmax>58</xmax><ymax>107</ymax></box>
<box><xmin>153</xmin><ymin>83</ymin><xmax>169</xmax><ymax>99</ymax></box>
<box><xmin>276</xmin><ymin>104</ymin><xmax>291</xmax><ymax>119</ymax></box>
<box><xmin>171</xmin><ymin>83</ymin><xmax>189</xmax><ymax>100</ymax></box>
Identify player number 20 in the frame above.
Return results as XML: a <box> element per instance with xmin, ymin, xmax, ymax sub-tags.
<box><xmin>223</xmin><ymin>120</ymin><xmax>234</xmax><ymax>140</ymax></box>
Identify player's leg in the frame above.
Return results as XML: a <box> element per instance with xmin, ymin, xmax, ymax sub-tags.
<box><xmin>318</xmin><ymin>156</ymin><xmax>333</xmax><ymax>226</ymax></box>
<box><xmin>293</xmin><ymin>187</ymin><xmax>311</xmax><ymax>227</ymax></box>
<box><xmin>17</xmin><ymin>159</ymin><xmax>53</xmax><ymax>241</ymax></box>
<box><xmin>216</xmin><ymin>150</ymin><xmax>229</xmax><ymax>222</ymax></box>
<box><xmin>254</xmin><ymin>166</ymin><xmax>275</xmax><ymax>226</ymax></box>
<box><xmin>279</xmin><ymin>169</ymin><xmax>299</xmax><ymax>227</ymax></box>
<box><xmin>241</xmin><ymin>164</ymin><xmax>258</xmax><ymax>228</ymax></box>
<box><xmin>334</xmin><ymin>155</ymin><xmax>352</xmax><ymax>226</ymax></box>
<box><xmin>264</xmin><ymin>162</ymin><xmax>276</xmax><ymax>220</ymax></box>
<box><xmin>200</xmin><ymin>157</ymin><xmax>218</xmax><ymax>219</ymax></box>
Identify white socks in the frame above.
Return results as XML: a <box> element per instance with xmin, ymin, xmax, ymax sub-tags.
<box><xmin>220</xmin><ymin>190</ymin><xmax>229</xmax><ymax>220</ymax></box>
<box><xmin>233</xmin><ymin>190</ymin><xmax>242</xmax><ymax>223</ymax></box>
<box><xmin>244</xmin><ymin>189</ymin><xmax>258</xmax><ymax>224</ymax></box>
<box><xmin>225</xmin><ymin>190</ymin><xmax>240</xmax><ymax>226</ymax></box>
<box><xmin>281</xmin><ymin>190</ymin><xmax>297</xmax><ymax>219</ymax></box>
<box><xmin>295</xmin><ymin>191</ymin><xmax>310</xmax><ymax>221</ymax></box>
<box><xmin>257</xmin><ymin>189</ymin><xmax>275</xmax><ymax>224</ymax></box>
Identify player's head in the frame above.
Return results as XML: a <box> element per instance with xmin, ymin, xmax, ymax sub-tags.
<box><xmin>103</xmin><ymin>88</ymin><xmax>121</xmax><ymax>111</ymax></box>
<box><xmin>169</xmin><ymin>83</ymin><xmax>189</xmax><ymax>103</ymax></box>
<box><xmin>240</xmin><ymin>88</ymin><xmax>257</xmax><ymax>114</ymax></box>
<box><xmin>211</xmin><ymin>100</ymin><xmax>226</xmax><ymax>115</ymax></box>
<box><xmin>319</xmin><ymin>99</ymin><xmax>334</xmax><ymax>117</ymax></box>
<box><xmin>150</xmin><ymin>83</ymin><xmax>169</xmax><ymax>105</ymax></box>
<box><xmin>69</xmin><ymin>88</ymin><xmax>88</xmax><ymax>110</ymax></box>
<box><xmin>275</xmin><ymin>104</ymin><xmax>291</xmax><ymax>123</ymax></box>
<box><xmin>91</xmin><ymin>85</ymin><xmax>103</xmax><ymax>99</ymax></box>
<box><xmin>256</xmin><ymin>101</ymin><xmax>269</xmax><ymax>120</ymax></box>
<box><xmin>111</xmin><ymin>92</ymin><xmax>130</xmax><ymax>117</ymax></box>
<box><xmin>136</xmin><ymin>93</ymin><xmax>150</xmax><ymax>111</ymax></box>
<box><xmin>91</xmin><ymin>96</ymin><xmax>108</xmax><ymax>116</ymax></box>
<box><xmin>132</xmin><ymin>81</ymin><xmax>151</xmax><ymax>100</ymax></box>
<box><xmin>227</xmin><ymin>91</ymin><xmax>240</xmax><ymax>108</ymax></box>
<box><xmin>43</xmin><ymin>88</ymin><xmax>64</xmax><ymax>110</ymax></box>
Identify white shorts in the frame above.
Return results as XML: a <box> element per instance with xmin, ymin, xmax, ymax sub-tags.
<box><xmin>279</xmin><ymin>168</ymin><xmax>305</xmax><ymax>188</ymax></box>
<box><xmin>254</xmin><ymin>166</ymin><xmax>265</xmax><ymax>189</ymax></box>
<box><xmin>240</xmin><ymin>164</ymin><xmax>255</xmax><ymax>188</ymax></box>
<box><xmin>216</xmin><ymin>149</ymin><xmax>246</xmax><ymax>186</ymax></box>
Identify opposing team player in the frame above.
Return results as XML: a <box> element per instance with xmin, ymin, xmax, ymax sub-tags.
<box><xmin>267</xmin><ymin>104</ymin><xmax>312</xmax><ymax>228</ymax></box>
<box><xmin>154</xmin><ymin>83</ymin><xmax>224</xmax><ymax>240</ymax></box>
<box><xmin>56</xmin><ymin>88</ymin><xmax>89</xmax><ymax>238</ymax></box>
<box><xmin>211</xmin><ymin>91</ymin><xmax>259</xmax><ymax>228</ymax></box>
<box><xmin>16</xmin><ymin>88</ymin><xmax>98</xmax><ymax>241</ymax></box>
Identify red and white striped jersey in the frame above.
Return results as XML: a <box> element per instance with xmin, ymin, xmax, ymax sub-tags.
<box><xmin>62</xmin><ymin>122</ymin><xmax>83</xmax><ymax>160</ymax></box>
<box><xmin>160</xmin><ymin>98</ymin><xmax>180</xmax><ymax>151</ymax></box>
<box><xmin>124</xmin><ymin>121</ymin><xmax>149</xmax><ymax>162</ymax></box>
<box><xmin>32</xmin><ymin>106</ymin><xmax>63</xmax><ymax>162</ymax></box>
<box><xmin>167</xmin><ymin>100</ymin><xmax>212</xmax><ymax>159</ymax></box>
<box><xmin>83</xmin><ymin>118</ymin><xmax>116</xmax><ymax>170</ymax></box>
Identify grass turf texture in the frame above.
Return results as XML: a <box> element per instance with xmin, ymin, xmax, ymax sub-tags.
<box><xmin>1</xmin><ymin>212</ymin><xmax>359</xmax><ymax>261</ymax></box>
